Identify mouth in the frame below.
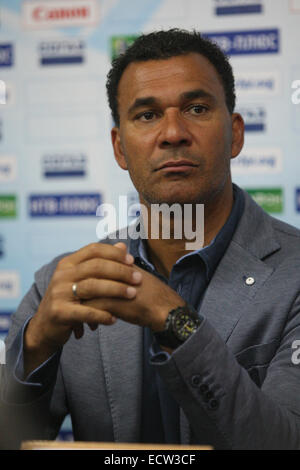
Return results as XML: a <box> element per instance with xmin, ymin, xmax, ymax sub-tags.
<box><xmin>156</xmin><ymin>160</ymin><xmax>198</xmax><ymax>174</ymax></box>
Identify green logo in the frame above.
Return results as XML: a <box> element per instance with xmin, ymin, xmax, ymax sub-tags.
<box><xmin>0</xmin><ymin>195</ymin><xmax>17</xmax><ymax>218</ymax></box>
<box><xmin>246</xmin><ymin>188</ymin><xmax>283</xmax><ymax>213</ymax></box>
<box><xmin>111</xmin><ymin>35</ymin><xmax>138</xmax><ymax>60</ymax></box>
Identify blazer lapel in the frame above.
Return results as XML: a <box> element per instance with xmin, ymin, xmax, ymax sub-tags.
<box><xmin>199</xmin><ymin>189</ymin><xmax>281</xmax><ymax>344</ymax></box>
<box><xmin>99</xmin><ymin>319</ymin><xmax>143</xmax><ymax>442</ymax></box>
<box><xmin>199</xmin><ymin>240</ymin><xmax>274</xmax><ymax>344</ymax></box>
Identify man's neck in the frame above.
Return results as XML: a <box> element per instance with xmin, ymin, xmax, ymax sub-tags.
<box><xmin>141</xmin><ymin>184</ymin><xmax>234</xmax><ymax>278</ymax></box>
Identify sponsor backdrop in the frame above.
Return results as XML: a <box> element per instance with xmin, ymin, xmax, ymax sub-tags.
<box><xmin>1</xmin><ymin>0</ymin><xmax>300</xmax><ymax>440</ymax></box>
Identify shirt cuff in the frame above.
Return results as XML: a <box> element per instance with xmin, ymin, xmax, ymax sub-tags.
<box><xmin>149</xmin><ymin>337</ymin><xmax>172</xmax><ymax>364</ymax></box>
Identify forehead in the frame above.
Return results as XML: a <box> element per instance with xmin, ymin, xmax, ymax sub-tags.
<box><xmin>117</xmin><ymin>53</ymin><xmax>226</xmax><ymax>110</ymax></box>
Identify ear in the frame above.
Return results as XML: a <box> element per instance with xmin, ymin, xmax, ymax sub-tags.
<box><xmin>111</xmin><ymin>127</ymin><xmax>128</xmax><ymax>170</ymax></box>
<box><xmin>231</xmin><ymin>113</ymin><xmax>244</xmax><ymax>160</ymax></box>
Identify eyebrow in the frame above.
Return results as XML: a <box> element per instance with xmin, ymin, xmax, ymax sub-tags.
<box><xmin>181</xmin><ymin>89</ymin><xmax>216</xmax><ymax>103</ymax></box>
<box><xmin>128</xmin><ymin>97</ymin><xmax>157</xmax><ymax>115</ymax></box>
<box><xmin>127</xmin><ymin>89</ymin><xmax>216</xmax><ymax>115</ymax></box>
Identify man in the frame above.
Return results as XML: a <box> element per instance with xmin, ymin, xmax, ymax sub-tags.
<box><xmin>2</xmin><ymin>29</ymin><xmax>300</xmax><ymax>449</ymax></box>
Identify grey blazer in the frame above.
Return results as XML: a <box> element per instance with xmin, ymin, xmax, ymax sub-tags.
<box><xmin>2</xmin><ymin>188</ymin><xmax>300</xmax><ymax>449</ymax></box>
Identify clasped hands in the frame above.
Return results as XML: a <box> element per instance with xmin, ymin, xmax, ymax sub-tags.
<box><xmin>78</xmin><ymin>242</ymin><xmax>184</xmax><ymax>335</ymax></box>
<box><xmin>26</xmin><ymin>242</ymin><xmax>185</xmax><ymax>357</ymax></box>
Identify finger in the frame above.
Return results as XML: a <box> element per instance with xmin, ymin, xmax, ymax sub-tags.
<box><xmin>82</xmin><ymin>297</ymin><xmax>129</xmax><ymax>313</ymax></box>
<box><xmin>88</xmin><ymin>323</ymin><xmax>98</xmax><ymax>331</ymax></box>
<box><xmin>58</xmin><ymin>242</ymin><xmax>133</xmax><ymax>269</ymax></box>
<box><xmin>114</xmin><ymin>242</ymin><xmax>127</xmax><ymax>251</ymax></box>
<box><xmin>70</xmin><ymin>278</ymin><xmax>137</xmax><ymax>300</ymax></box>
<box><xmin>71</xmin><ymin>259</ymin><xmax>142</xmax><ymax>286</ymax></box>
<box><xmin>73</xmin><ymin>324</ymin><xmax>84</xmax><ymax>339</ymax></box>
<box><xmin>70</xmin><ymin>278</ymin><xmax>137</xmax><ymax>301</ymax></box>
<box><xmin>66</xmin><ymin>303</ymin><xmax>117</xmax><ymax>326</ymax></box>
<box><xmin>114</xmin><ymin>242</ymin><xmax>134</xmax><ymax>264</ymax></box>
<box><xmin>82</xmin><ymin>297</ymin><xmax>141</xmax><ymax>326</ymax></box>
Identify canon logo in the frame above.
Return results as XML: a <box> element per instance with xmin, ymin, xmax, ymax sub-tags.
<box><xmin>23</xmin><ymin>1</ymin><xmax>99</xmax><ymax>29</ymax></box>
<box><xmin>32</xmin><ymin>6</ymin><xmax>90</xmax><ymax>21</ymax></box>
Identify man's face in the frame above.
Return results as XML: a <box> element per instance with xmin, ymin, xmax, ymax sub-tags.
<box><xmin>111</xmin><ymin>53</ymin><xmax>244</xmax><ymax>206</ymax></box>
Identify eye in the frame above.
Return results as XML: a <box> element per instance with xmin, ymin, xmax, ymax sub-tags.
<box><xmin>137</xmin><ymin>111</ymin><xmax>157</xmax><ymax>121</ymax></box>
<box><xmin>187</xmin><ymin>104</ymin><xmax>208</xmax><ymax>115</ymax></box>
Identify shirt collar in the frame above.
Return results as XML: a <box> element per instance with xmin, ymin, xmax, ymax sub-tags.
<box><xmin>130</xmin><ymin>183</ymin><xmax>245</xmax><ymax>280</ymax></box>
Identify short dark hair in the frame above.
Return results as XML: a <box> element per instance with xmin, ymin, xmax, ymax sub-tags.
<box><xmin>106</xmin><ymin>28</ymin><xmax>236</xmax><ymax>126</ymax></box>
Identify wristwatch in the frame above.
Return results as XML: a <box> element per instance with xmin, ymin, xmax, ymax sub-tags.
<box><xmin>154</xmin><ymin>304</ymin><xmax>202</xmax><ymax>349</ymax></box>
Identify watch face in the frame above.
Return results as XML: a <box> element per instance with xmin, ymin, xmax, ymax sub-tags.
<box><xmin>172</xmin><ymin>310</ymin><xmax>199</xmax><ymax>342</ymax></box>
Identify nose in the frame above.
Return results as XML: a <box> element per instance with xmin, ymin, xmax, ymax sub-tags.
<box><xmin>158</xmin><ymin>109</ymin><xmax>192</xmax><ymax>148</ymax></box>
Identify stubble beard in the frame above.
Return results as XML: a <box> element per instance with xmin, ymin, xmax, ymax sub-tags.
<box><xmin>134</xmin><ymin>171</ymin><xmax>231</xmax><ymax>209</ymax></box>
<box><xmin>125</xmin><ymin>149</ymin><xmax>232</xmax><ymax>208</ymax></box>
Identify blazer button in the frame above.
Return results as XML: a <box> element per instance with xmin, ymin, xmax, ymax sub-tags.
<box><xmin>199</xmin><ymin>384</ymin><xmax>209</xmax><ymax>394</ymax></box>
<box><xmin>203</xmin><ymin>390</ymin><xmax>214</xmax><ymax>402</ymax></box>
<box><xmin>191</xmin><ymin>375</ymin><xmax>201</xmax><ymax>387</ymax></box>
<box><xmin>208</xmin><ymin>399</ymin><xmax>219</xmax><ymax>410</ymax></box>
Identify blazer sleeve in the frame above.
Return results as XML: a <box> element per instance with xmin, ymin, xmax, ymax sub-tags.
<box><xmin>151</xmin><ymin>294</ymin><xmax>300</xmax><ymax>450</ymax></box>
<box><xmin>0</xmin><ymin>256</ymin><xmax>69</xmax><ymax>449</ymax></box>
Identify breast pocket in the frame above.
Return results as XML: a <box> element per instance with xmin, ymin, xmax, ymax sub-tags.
<box><xmin>235</xmin><ymin>339</ymin><xmax>280</xmax><ymax>387</ymax></box>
